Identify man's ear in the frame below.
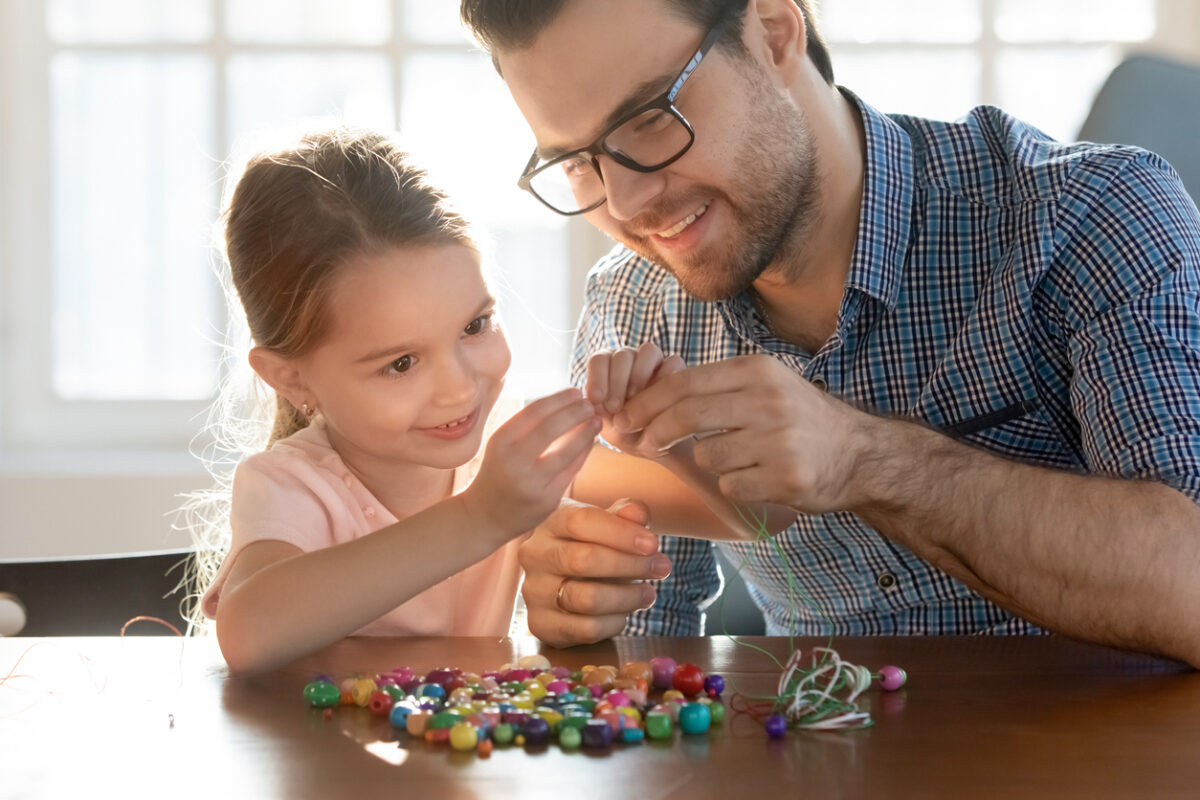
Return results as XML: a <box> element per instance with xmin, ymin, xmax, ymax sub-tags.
<box><xmin>249</xmin><ymin>346</ymin><xmax>311</xmax><ymax>411</ymax></box>
<box><xmin>745</xmin><ymin>0</ymin><xmax>807</xmax><ymax>88</ymax></box>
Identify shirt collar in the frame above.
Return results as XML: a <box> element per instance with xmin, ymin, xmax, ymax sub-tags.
<box><xmin>840</xmin><ymin>87</ymin><xmax>914</xmax><ymax>312</ymax></box>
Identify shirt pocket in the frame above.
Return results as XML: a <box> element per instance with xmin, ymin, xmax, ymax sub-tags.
<box><xmin>918</xmin><ymin>395</ymin><xmax>1081</xmax><ymax>470</ymax></box>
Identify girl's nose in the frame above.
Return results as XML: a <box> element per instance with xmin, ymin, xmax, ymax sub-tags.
<box><xmin>433</xmin><ymin>350</ymin><xmax>477</xmax><ymax>407</ymax></box>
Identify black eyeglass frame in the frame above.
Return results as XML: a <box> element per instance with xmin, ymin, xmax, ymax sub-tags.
<box><xmin>516</xmin><ymin>13</ymin><xmax>737</xmax><ymax>216</ymax></box>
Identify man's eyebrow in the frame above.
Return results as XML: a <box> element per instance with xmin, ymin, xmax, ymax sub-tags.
<box><xmin>535</xmin><ymin>70</ymin><xmax>677</xmax><ymax>162</ymax></box>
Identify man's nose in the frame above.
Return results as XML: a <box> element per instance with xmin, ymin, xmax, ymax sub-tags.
<box><xmin>597</xmin><ymin>156</ymin><xmax>668</xmax><ymax>222</ymax></box>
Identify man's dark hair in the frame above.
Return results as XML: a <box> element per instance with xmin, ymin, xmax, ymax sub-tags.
<box><xmin>460</xmin><ymin>0</ymin><xmax>835</xmax><ymax>85</ymax></box>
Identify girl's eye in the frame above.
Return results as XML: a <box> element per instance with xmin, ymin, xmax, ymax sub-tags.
<box><xmin>385</xmin><ymin>354</ymin><xmax>414</xmax><ymax>375</ymax></box>
<box><xmin>465</xmin><ymin>314</ymin><xmax>492</xmax><ymax>336</ymax></box>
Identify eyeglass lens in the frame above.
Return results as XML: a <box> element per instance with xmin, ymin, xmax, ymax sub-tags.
<box><xmin>529</xmin><ymin>107</ymin><xmax>693</xmax><ymax>213</ymax></box>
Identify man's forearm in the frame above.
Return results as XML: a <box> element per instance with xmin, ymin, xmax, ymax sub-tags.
<box><xmin>852</xmin><ymin>416</ymin><xmax>1200</xmax><ymax>666</ymax></box>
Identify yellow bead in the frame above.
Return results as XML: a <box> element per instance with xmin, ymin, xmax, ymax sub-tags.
<box><xmin>351</xmin><ymin>678</ymin><xmax>378</xmax><ymax>707</ymax></box>
<box><xmin>663</xmin><ymin>689</ymin><xmax>686</xmax><ymax>704</ymax></box>
<box><xmin>526</xmin><ymin>683</ymin><xmax>548</xmax><ymax>700</ymax></box>
<box><xmin>449</xmin><ymin>722</ymin><xmax>478</xmax><ymax>752</ymax></box>
<box><xmin>617</xmin><ymin>707</ymin><xmax>642</xmax><ymax>724</ymax></box>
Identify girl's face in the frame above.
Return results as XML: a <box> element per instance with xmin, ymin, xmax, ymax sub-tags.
<box><xmin>298</xmin><ymin>243</ymin><xmax>511</xmax><ymax>473</ymax></box>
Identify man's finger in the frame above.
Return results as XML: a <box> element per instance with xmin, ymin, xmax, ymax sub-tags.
<box><xmin>615</xmin><ymin>356</ymin><xmax>757</xmax><ymax>432</ymax></box>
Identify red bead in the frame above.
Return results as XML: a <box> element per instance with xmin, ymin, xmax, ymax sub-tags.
<box><xmin>672</xmin><ymin>663</ymin><xmax>705</xmax><ymax>696</ymax></box>
<box><xmin>368</xmin><ymin>690</ymin><xmax>394</xmax><ymax>716</ymax></box>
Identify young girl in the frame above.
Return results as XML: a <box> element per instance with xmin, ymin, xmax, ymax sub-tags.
<box><xmin>194</xmin><ymin>127</ymin><xmax>600</xmax><ymax>674</ymax></box>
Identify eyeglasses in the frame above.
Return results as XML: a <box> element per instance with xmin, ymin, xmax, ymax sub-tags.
<box><xmin>517</xmin><ymin>14</ymin><xmax>736</xmax><ymax>216</ymax></box>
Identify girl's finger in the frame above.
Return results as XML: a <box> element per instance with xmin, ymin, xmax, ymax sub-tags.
<box><xmin>497</xmin><ymin>388</ymin><xmax>590</xmax><ymax>443</ymax></box>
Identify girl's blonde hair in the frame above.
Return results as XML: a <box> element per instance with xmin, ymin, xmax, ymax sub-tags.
<box><xmin>179</xmin><ymin>126</ymin><xmax>477</xmax><ymax>632</ymax></box>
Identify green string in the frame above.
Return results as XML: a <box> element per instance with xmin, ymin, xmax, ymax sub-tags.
<box><xmin>717</xmin><ymin>504</ymin><xmax>875</xmax><ymax>731</ymax></box>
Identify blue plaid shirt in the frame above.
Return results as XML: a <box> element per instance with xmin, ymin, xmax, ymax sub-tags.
<box><xmin>569</xmin><ymin>91</ymin><xmax>1200</xmax><ymax>637</ymax></box>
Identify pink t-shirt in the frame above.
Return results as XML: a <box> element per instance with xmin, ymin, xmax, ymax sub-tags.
<box><xmin>201</xmin><ymin>408</ymin><xmax>522</xmax><ymax>637</ymax></box>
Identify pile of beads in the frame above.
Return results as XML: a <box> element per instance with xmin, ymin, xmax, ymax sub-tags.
<box><xmin>303</xmin><ymin>654</ymin><xmax>730</xmax><ymax>755</ymax></box>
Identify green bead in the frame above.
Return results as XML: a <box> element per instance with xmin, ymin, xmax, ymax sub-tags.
<box><xmin>559</xmin><ymin>715</ymin><xmax>589</xmax><ymax>731</ymax></box>
<box><xmin>559</xmin><ymin>726</ymin><xmax>582</xmax><ymax>749</ymax></box>
<box><xmin>708</xmin><ymin>701</ymin><xmax>725</xmax><ymax>724</ymax></box>
<box><xmin>570</xmin><ymin>671</ymin><xmax>584</xmax><ymax>683</ymax></box>
<box><xmin>430</xmin><ymin>710</ymin><xmax>462</xmax><ymax>730</ymax></box>
<box><xmin>303</xmin><ymin>681</ymin><xmax>341</xmax><ymax>708</ymax></box>
<box><xmin>383</xmin><ymin>684</ymin><xmax>405</xmax><ymax>701</ymax></box>
<box><xmin>492</xmin><ymin>723</ymin><xmax>515</xmax><ymax>744</ymax></box>
<box><xmin>645</xmin><ymin>710</ymin><xmax>672</xmax><ymax>739</ymax></box>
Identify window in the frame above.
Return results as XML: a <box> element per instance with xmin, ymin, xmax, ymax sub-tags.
<box><xmin>0</xmin><ymin>0</ymin><xmax>1191</xmax><ymax>458</ymax></box>
<box><xmin>1</xmin><ymin>0</ymin><xmax>587</xmax><ymax>455</ymax></box>
<box><xmin>821</xmin><ymin>0</ymin><xmax>1159</xmax><ymax>142</ymax></box>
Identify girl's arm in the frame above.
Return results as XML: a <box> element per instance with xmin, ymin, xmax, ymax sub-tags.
<box><xmin>570</xmin><ymin>344</ymin><xmax>797</xmax><ymax>541</ymax></box>
<box><xmin>215</xmin><ymin>388</ymin><xmax>600</xmax><ymax>674</ymax></box>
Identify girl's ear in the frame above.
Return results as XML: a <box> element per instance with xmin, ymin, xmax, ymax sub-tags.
<box><xmin>249</xmin><ymin>346</ymin><xmax>311</xmax><ymax>411</ymax></box>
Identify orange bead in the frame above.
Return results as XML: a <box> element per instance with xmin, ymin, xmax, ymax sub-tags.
<box><xmin>618</xmin><ymin>661</ymin><xmax>653</xmax><ymax>684</ymax></box>
<box><xmin>477</xmin><ymin>739</ymin><xmax>493</xmax><ymax>758</ymax></box>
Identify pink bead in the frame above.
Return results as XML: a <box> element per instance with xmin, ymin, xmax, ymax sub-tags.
<box><xmin>605</xmin><ymin>690</ymin><xmax>631</xmax><ymax>707</ymax></box>
<box><xmin>649</xmin><ymin>657</ymin><xmax>677</xmax><ymax>690</ymax></box>
<box><xmin>588</xmin><ymin>684</ymin><xmax>603</xmax><ymax>698</ymax></box>
<box><xmin>546</xmin><ymin>680</ymin><xmax>571</xmax><ymax>696</ymax></box>
<box><xmin>878</xmin><ymin>665</ymin><xmax>907</xmax><ymax>691</ymax></box>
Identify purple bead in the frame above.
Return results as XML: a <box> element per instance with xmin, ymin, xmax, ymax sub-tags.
<box><xmin>649</xmin><ymin>657</ymin><xmax>677</xmax><ymax>690</ymax></box>
<box><xmin>704</xmin><ymin>674</ymin><xmax>725</xmax><ymax>697</ymax></box>
<box><xmin>588</xmin><ymin>684</ymin><xmax>603</xmax><ymax>699</ymax></box>
<box><xmin>550</xmin><ymin>666</ymin><xmax>572</xmax><ymax>679</ymax></box>
<box><xmin>878</xmin><ymin>665</ymin><xmax>907</xmax><ymax>691</ymax></box>
<box><xmin>520</xmin><ymin>717</ymin><xmax>551</xmax><ymax>746</ymax></box>
<box><xmin>581</xmin><ymin>718</ymin><xmax>615</xmax><ymax>749</ymax></box>
<box><xmin>424</xmin><ymin>668</ymin><xmax>456</xmax><ymax>686</ymax></box>
<box><xmin>765</xmin><ymin>713</ymin><xmax>788</xmax><ymax>739</ymax></box>
<box><xmin>401</xmin><ymin>678</ymin><xmax>424</xmax><ymax>695</ymax></box>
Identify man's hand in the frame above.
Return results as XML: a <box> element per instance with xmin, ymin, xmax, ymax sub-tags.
<box><xmin>613</xmin><ymin>354</ymin><xmax>876</xmax><ymax>513</ymax></box>
<box><xmin>585</xmin><ymin>342</ymin><xmax>687</xmax><ymax>458</ymax></box>
<box><xmin>520</xmin><ymin>498</ymin><xmax>672</xmax><ymax>648</ymax></box>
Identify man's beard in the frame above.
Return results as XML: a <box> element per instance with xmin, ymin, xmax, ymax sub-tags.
<box><xmin>619</xmin><ymin>70</ymin><xmax>821</xmax><ymax>302</ymax></box>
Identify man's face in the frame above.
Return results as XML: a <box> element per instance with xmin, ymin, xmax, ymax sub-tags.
<box><xmin>499</xmin><ymin>0</ymin><xmax>820</xmax><ymax>301</ymax></box>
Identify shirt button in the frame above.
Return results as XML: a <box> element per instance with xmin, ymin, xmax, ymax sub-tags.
<box><xmin>811</xmin><ymin>377</ymin><xmax>828</xmax><ymax>392</ymax></box>
<box><xmin>876</xmin><ymin>571</ymin><xmax>897</xmax><ymax>590</ymax></box>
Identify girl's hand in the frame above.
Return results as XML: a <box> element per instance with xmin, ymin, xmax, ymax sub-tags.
<box><xmin>585</xmin><ymin>342</ymin><xmax>687</xmax><ymax>459</ymax></box>
<box><xmin>461</xmin><ymin>388</ymin><xmax>601</xmax><ymax>537</ymax></box>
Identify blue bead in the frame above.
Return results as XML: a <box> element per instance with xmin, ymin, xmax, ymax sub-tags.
<box><xmin>419</xmin><ymin>683</ymin><xmax>446</xmax><ymax>700</ymax></box>
<box><xmin>765</xmin><ymin>713</ymin><xmax>788</xmax><ymax>738</ymax></box>
<box><xmin>520</xmin><ymin>717</ymin><xmax>551</xmax><ymax>746</ymax></box>
<box><xmin>678</xmin><ymin>702</ymin><xmax>711</xmax><ymax>735</ymax></box>
<box><xmin>581</xmin><ymin>719</ymin><xmax>614</xmax><ymax>749</ymax></box>
<box><xmin>704</xmin><ymin>674</ymin><xmax>725</xmax><ymax>696</ymax></box>
<box><xmin>620</xmin><ymin>727</ymin><xmax>645</xmax><ymax>743</ymax></box>
<box><xmin>389</xmin><ymin>704</ymin><xmax>413</xmax><ymax>728</ymax></box>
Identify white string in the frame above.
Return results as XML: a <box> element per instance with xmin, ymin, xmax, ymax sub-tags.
<box><xmin>776</xmin><ymin>647</ymin><xmax>873</xmax><ymax>730</ymax></box>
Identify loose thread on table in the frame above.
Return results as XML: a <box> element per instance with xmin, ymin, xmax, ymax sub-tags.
<box><xmin>0</xmin><ymin>614</ymin><xmax>186</xmax><ymax>720</ymax></box>
<box><xmin>714</xmin><ymin>503</ymin><xmax>878</xmax><ymax>731</ymax></box>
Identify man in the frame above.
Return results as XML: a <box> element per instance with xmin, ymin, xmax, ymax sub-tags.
<box><xmin>460</xmin><ymin>0</ymin><xmax>1200</xmax><ymax>665</ymax></box>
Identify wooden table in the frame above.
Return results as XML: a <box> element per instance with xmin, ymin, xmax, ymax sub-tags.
<box><xmin>2</xmin><ymin>635</ymin><xmax>1197</xmax><ymax>799</ymax></box>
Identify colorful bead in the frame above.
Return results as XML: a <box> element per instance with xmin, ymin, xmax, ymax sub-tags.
<box><xmin>765</xmin><ymin>713</ymin><xmax>788</xmax><ymax>739</ymax></box>
<box><xmin>517</xmin><ymin>654</ymin><xmax>552</xmax><ymax>671</ymax></box>
<box><xmin>367</xmin><ymin>690</ymin><xmax>394</xmax><ymax>716</ymax></box>
<box><xmin>621</xmin><ymin>726</ymin><xmax>645</xmax><ymax>744</ymax></box>
<box><xmin>580</xmin><ymin>719</ymin><xmax>614</xmax><ymax>749</ymax></box>
<box><xmin>302</xmin><ymin>681</ymin><xmax>341</xmax><ymax>708</ymax></box>
<box><xmin>703</xmin><ymin>674</ymin><xmax>725</xmax><ymax>697</ymax></box>
<box><xmin>878</xmin><ymin>665</ymin><xmax>907</xmax><ymax>691</ymax></box>
<box><xmin>477</xmin><ymin>738</ymin><xmax>493</xmax><ymax>758</ymax></box>
<box><xmin>558</xmin><ymin>726</ymin><xmax>582</xmax><ymax>749</ymax></box>
<box><xmin>672</xmin><ymin>664</ymin><xmax>706</xmax><ymax>696</ymax></box>
<box><xmin>389</xmin><ymin>704</ymin><xmax>413</xmax><ymax>728</ymax></box>
<box><xmin>645</xmin><ymin>710</ymin><xmax>672</xmax><ymax>739</ymax></box>
<box><xmin>449</xmin><ymin>722</ymin><xmax>478</xmax><ymax>751</ymax></box>
<box><xmin>649</xmin><ymin>657</ymin><xmax>677</xmax><ymax>689</ymax></box>
<box><xmin>491</xmin><ymin>723</ymin><xmax>515</xmax><ymax>745</ymax></box>
<box><xmin>406</xmin><ymin>710</ymin><xmax>431</xmax><ymax>737</ymax></box>
<box><xmin>707</xmin><ymin>701</ymin><xmax>725</xmax><ymax>725</ymax></box>
<box><xmin>520</xmin><ymin>717</ymin><xmax>551</xmax><ymax>747</ymax></box>
<box><xmin>351</xmin><ymin>678</ymin><xmax>377</xmax><ymax>707</ymax></box>
<box><xmin>678</xmin><ymin>702</ymin><xmax>711</xmax><ymax>735</ymax></box>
